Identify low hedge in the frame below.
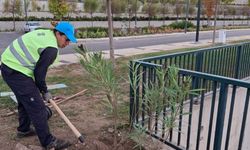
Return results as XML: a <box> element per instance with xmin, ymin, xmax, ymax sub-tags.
<box><xmin>76</xmin><ymin>21</ymin><xmax>196</xmax><ymax>38</ymax></box>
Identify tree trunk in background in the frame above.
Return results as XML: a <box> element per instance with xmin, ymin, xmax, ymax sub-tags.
<box><xmin>212</xmin><ymin>0</ymin><xmax>219</xmax><ymax>44</ymax></box>
<box><xmin>135</xmin><ymin>0</ymin><xmax>138</xmax><ymax>28</ymax></box>
<box><xmin>12</xmin><ymin>0</ymin><xmax>16</xmax><ymax>31</ymax></box>
<box><xmin>106</xmin><ymin>0</ymin><xmax>115</xmax><ymax>65</ymax></box>
<box><xmin>24</xmin><ymin>0</ymin><xmax>28</xmax><ymax>24</ymax></box>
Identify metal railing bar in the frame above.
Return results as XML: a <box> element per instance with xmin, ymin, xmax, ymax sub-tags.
<box><xmin>234</xmin><ymin>45</ymin><xmax>242</xmax><ymax>79</ymax></box>
<box><xmin>224</xmin><ymin>47</ymin><xmax>229</xmax><ymax>75</ymax></box>
<box><xmin>206</xmin><ymin>81</ymin><xmax>218</xmax><ymax>150</ymax></box>
<box><xmin>147</xmin><ymin>131</ymin><xmax>185</xmax><ymax>150</ymax></box>
<box><xmin>186</xmin><ymin>76</ymin><xmax>196</xmax><ymax>150</ymax></box>
<box><xmin>238</xmin><ymin>88</ymin><xmax>250</xmax><ymax>150</ymax></box>
<box><xmin>225</xmin><ymin>85</ymin><xmax>237</xmax><ymax>150</ymax></box>
<box><xmin>196</xmin><ymin>79</ymin><xmax>207</xmax><ymax>150</ymax></box>
<box><xmin>178</xmin><ymin>69</ymin><xmax>250</xmax><ymax>88</ymax></box>
<box><xmin>213</xmin><ymin>83</ymin><xmax>229</xmax><ymax>150</ymax></box>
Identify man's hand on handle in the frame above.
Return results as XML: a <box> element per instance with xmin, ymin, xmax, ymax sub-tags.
<box><xmin>42</xmin><ymin>92</ymin><xmax>64</xmax><ymax>103</ymax></box>
<box><xmin>42</xmin><ymin>92</ymin><xmax>53</xmax><ymax>102</ymax></box>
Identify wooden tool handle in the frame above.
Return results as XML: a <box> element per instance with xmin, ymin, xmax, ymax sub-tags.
<box><xmin>49</xmin><ymin>99</ymin><xmax>84</xmax><ymax>143</ymax></box>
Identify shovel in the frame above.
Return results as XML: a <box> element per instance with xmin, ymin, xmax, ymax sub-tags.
<box><xmin>49</xmin><ymin>99</ymin><xmax>84</xmax><ymax>143</ymax></box>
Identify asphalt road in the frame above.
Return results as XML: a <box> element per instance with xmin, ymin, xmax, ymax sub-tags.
<box><xmin>1</xmin><ymin>29</ymin><xmax>250</xmax><ymax>55</ymax></box>
<box><xmin>65</xmin><ymin>29</ymin><xmax>250</xmax><ymax>54</ymax></box>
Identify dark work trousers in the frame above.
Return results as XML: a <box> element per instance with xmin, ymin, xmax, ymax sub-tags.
<box><xmin>1</xmin><ymin>63</ymin><xmax>53</xmax><ymax>147</ymax></box>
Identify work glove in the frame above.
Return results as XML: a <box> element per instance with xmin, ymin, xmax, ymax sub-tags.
<box><xmin>42</xmin><ymin>92</ymin><xmax>53</xmax><ymax>103</ymax></box>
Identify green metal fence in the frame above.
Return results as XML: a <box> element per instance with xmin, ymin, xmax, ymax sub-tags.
<box><xmin>129</xmin><ymin>42</ymin><xmax>250</xmax><ymax>150</ymax></box>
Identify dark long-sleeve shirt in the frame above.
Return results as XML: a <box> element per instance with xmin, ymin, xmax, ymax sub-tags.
<box><xmin>34</xmin><ymin>47</ymin><xmax>58</xmax><ymax>93</ymax></box>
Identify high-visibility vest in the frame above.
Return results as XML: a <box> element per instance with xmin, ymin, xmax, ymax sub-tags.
<box><xmin>1</xmin><ymin>29</ymin><xmax>58</xmax><ymax>78</ymax></box>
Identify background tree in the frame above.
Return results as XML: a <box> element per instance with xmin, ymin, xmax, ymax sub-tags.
<box><xmin>106</xmin><ymin>0</ymin><xmax>115</xmax><ymax>65</ymax></box>
<box><xmin>127</xmin><ymin>0</ymin><xmax>132</xmax><ymax>31</ymax></box>
<box><xmin>99</xmin><ymin>0</ymin><xmax>107</xmax><ymax>13</ymax></box>
<box><xmin>221</xmin><ymin>0</ymin><xmax>234</xmax><ymax>26</ymax></box>
<box><xmin>127</xmin><ymin>0</ymin><xmax>141</xmax><ymax>30</ymax></box>
<box><xmin>227</xmin><ymin>6</ymin><xmax>236</xmax><ymax>25</ymax></box>
<box><xmin>23</xmin><ymin>0</ymin><xmax>29</xmax><ymax>23</ymax></box>
<box><xmin>204</xmin><ymin>0</ymin><xmax>215</xmax><ymax>26</ymax></box>
<box><xmin>248</xmin><ymin>0</ymin><xmax>250</xmax><ymax>25</ymax></box>
<box><xmin>188</xmin><ymin>5</ymin><xmax>196</xmax><ymax>16</ymax></box>
<box><xmin>173</xmin><ymin>0</ymin><xmax>183</xmax><ymax>21</ymax></box>
<box><xmin>3</xmin><ymin>0</ymin><xmax>10</xmax><ymax>15</ymax></box>
<box><xmin>131</xmin><ymin>0</ymin><xmax>141</xmax><ymax>28</ymax></box>
<box><xmin>212</xmin><ymin>0</ymin><xmax>219</xmax><ymax>44</ymax></box>
<box><xmin>67</xmin><ymin>0</ymin><xmax>78</xmax><ymax>18</ymax></box>
<box><xmin>3</xmin><ymin>0</ymin><xmax>22</xmax><ymax>31</ymax></box>
<box><xmin>241</xmin><ymin>6</ymin><xmax>249</xmax><ymax>25</ymax></box>
<box><xmin>160</xmin><ymin>0</ymin><xmax>169</xmax><ymax>25</ymax></box>
<box><xmin>183</xmin><ymin>0</ymin><xmax>194</xmax><ymax>33</ymax></box>
<box><xmin>48</xmin><ymin>0</ymin><xmax>69</xmax><ymax>20</ymax></box>
<box><xmin>84</xmin><ymin>0</ymin><xmax>99</xmax><ymax>27</ymax></box>
<box><xmin>111</xmin><ymin>0</ymin><xmax>126</xmax><ymax>33</ymax></box>
<box><xmin>42</xmin><ymin>4</ymin><xmax>46</xmax><ymax>11</ymax></box>
<box><xmin>165</xmin><ymin>0</ymin><xmax>177</xmax><ymax>20</ymax></box>
<box><xmin>201</xmin><ymin>4</ymin><xmax>206</xmax><ymax>26</ymax></box>
<box><xmin>142</xmin><ymin>0</ymin><xmax>160</xmax><ymax>27</ymax></box>
<box><xmin>31</xmin><ymin>0</ymin><xmax>38</xmax><ymax>11</ymax></box>
<box><xmin>111</xmin><ymin>0</ymin><xmax>126</xmax><ymax>17</ymax></box>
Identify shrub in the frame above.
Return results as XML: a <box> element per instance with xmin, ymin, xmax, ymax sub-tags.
<box><xmin>168</xmin><ymin>20</ymin><xmax>195</xmax><ymax>29</ymax></box>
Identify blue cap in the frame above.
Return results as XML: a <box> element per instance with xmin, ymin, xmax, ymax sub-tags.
<box><xmin>55</xmin><ymin>22</ymin><xmax>77</xmax><ymax>43</ymax></box>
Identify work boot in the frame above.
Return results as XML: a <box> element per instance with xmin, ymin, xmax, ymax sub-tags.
<box><xmin>46</xmin><ymin>138</ymin><xmax>71</xmax><ymax>150</ymax></box>
<box><xmin>16</xmin><ymin>128</ymin><xmax>36</xmax><ymax>138</ymax></box>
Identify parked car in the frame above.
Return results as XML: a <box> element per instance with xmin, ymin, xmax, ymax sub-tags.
<box><xmin>24</xmin><ymin>22</ymin><xmax>41</xmax><ymax>33</ymax></box>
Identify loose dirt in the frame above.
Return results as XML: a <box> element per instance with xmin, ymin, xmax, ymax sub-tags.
<box><xmin>0</xmin><ymin>63</ymin><xmax>162</xmax><ymax>150</ymax></box>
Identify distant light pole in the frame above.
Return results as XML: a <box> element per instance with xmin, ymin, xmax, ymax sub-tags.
<box><xmin>195</xmin><ymin>0</ymin><xmax>201</xmax><ymax>42</ymax></box>
<box><xmin>24</xmin><ymin>0</ymin><xmax>28</xmax><ymax>23</ymax></box>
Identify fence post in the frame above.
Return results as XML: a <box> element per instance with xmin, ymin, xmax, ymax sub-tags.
<box><xmin>195</xmin><ymin>52</ymin><xmax>204</xmax><ymax>72</ymax></box>
<box><xmin>234</xmin><ymin>45</ymin><xmax>242</xmax><ymax>79</ymax></box>
<box><xmin>194</xmin><ymin>52</ymin><xmax>203</xmax><ymax>103</ymax></box>
<box><xmin>213</xmin><ymin>83</ymin><xmax>228</xmax><ymax>150</ymax></box>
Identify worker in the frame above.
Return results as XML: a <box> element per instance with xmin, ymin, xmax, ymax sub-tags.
<box><xmin>0</xmin><ymin>22</ymin><xmax>77</xmax><ymax>150</ymax></box>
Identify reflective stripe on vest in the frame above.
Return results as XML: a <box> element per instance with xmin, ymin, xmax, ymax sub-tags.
<box><xmin>9</xmin><ymin>41</ymin><xmax>34</xmax><ymax>70</ymax></box>
<box><xmin>17</xmin><ymin>37</ymin><xmax>36</xmax><ymax>64</ymax></box>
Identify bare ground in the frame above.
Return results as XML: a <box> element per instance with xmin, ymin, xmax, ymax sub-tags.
<box><xmin>0</xmin><ymin>63</ymin><xmax>162</xmax><ymax>150</ymax></box>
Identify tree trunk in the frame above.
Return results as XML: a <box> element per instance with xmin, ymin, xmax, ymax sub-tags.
<box><xmin>148</xmin><ymin>0</ymin><xmax>152</xmax><ymax>27</ymax></box>
<box><xmin>162</xmin><ymin>3</ymin><xmax>166</xmax><ymax>26</ymax></box>
<box><xmin>106</xmin><ymin>0</ymin><xmax>115</xmax><ymax>65</ymax></box>
<box><xmin>128</xmin><ymin>0</ymin><xmax>131</xmax><ymax>33</ymax></box>
<box><xmin>12</xmin><ymin>0</ymin><xmax>16</xmax><ymax>31</ymax></box>
<box><xmin>24</xmin><ymin>0</ymin><xmax>28</xmax><ymax>24</ymax></box>
<box><xmin>212</xmin><ymin>0</ymin><xmax>219</xmax><ymax>44</ymax></box>
<box><xmin>184</xmin><ymin>0</ymin><xmax>190</xmax><ymax>33</ymax></box>
<box><xmin>135</xmin><ymin>0</ymin><xmax>138</xmax><ymax>28</ymax></box>
<box><xmin>91</xmin><ymin>12</ymin><xmax>93</xmax><ymax>27</ymax></box>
